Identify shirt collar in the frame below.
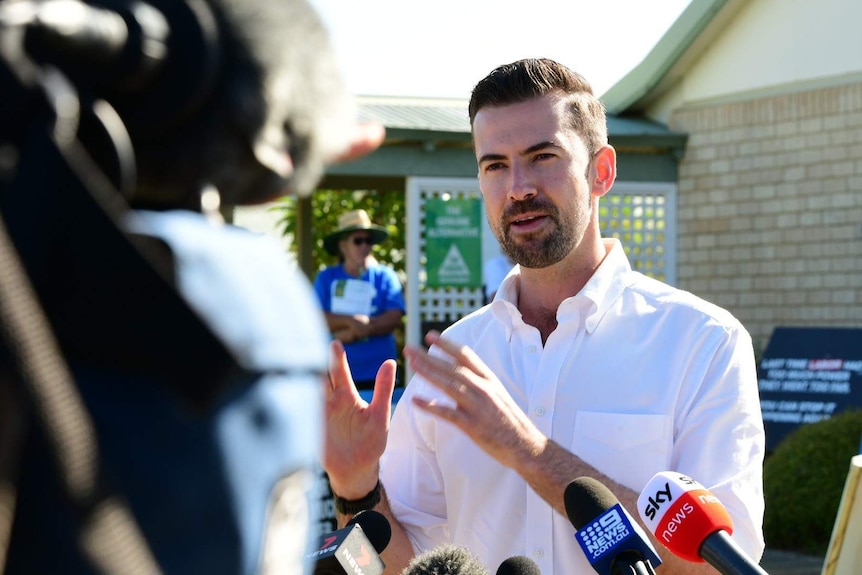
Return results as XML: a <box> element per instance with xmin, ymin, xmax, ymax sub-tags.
<box><xmin>579</xmin><ymin>238</ymin><xmax>633</xmax><ymax>333</ymax></box>
<box><xmin>490</xmin><ymin>238</ymin><xmax>633</xmax><ymax>336</ymax></box>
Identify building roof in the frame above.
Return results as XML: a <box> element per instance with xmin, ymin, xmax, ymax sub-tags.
<box><xmin>601</xmin><ymin>0</ymin><xmax>746</xmax><ymax>115</ymax></box>
<box><xmin>358</xmin><ymin>96</ymin><xmax>470</xmax><ymax>134</ymax></box>
<box><xmin>356</xmin><ymin>95</ymin><xmax>686</xmax><ymax>149</ymax></box>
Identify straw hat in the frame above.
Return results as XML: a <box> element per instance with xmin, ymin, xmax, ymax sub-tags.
<box><xmin>323</xmin><ymin>209</ymin><xmax>389</xmax><ymax>255</ymax></box>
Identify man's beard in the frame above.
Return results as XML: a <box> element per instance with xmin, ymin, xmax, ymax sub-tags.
<box><xmin>496</xmin><ymin>197</ymin><xmax>577</xmax><ymax>269</ymax></box>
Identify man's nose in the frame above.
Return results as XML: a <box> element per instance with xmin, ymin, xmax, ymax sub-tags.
<box><xmin>508</xmin><ymin>164</ymin><xmax>537</xmax><ymax>201</ymax></box>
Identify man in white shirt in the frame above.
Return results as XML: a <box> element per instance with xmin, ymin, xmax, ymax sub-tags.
<box><xmin>323</xmin><ymin>58</ymin><xmax>765</xmax><ymax>575</ymax></box>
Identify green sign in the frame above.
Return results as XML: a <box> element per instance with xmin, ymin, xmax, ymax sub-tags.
<box><xmin>424</xmin><ymin>198</ymin><xmax>482</xmax><ymax>287</ymax></box>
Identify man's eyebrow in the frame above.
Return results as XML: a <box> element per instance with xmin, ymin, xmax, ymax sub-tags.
<box><xmin>524</xmin><ymin>140</ymin><xmax>560</xmax><ymax>155</ymax></box>
<box><xmin>477</xmin><ymin>153</ymin><xmax>506</xmax><ymax>165</ymax></box>
<box><xmin>478</xmin><ymin>141</ymin><xmax>560</xmax><ymax>165</ymax></box>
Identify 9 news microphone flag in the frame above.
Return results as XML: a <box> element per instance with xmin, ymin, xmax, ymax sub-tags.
<box><xmin>637</xmin><ymin>471</ymin><xmax>768</xmax><ymax>575</ymax></box>
<box><xmin>565</xmin><ymin>477</ymin><xmax>661</xmax><ymax>575</ymax></box>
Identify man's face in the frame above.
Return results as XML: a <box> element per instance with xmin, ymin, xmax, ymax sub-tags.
<box><xmin>340</xmin><ymin>231</ymin><xmax>374</xmax><ymax>268</ymax></box>
<box><xmin>473</xmin><ymin>93</ymin><xmax>595</xmax><ymax>269</ymax></box>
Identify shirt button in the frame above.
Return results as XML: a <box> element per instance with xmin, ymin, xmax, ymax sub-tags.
<box><xmin>526</xmin><ymin>345</ymin><xmax>537</xmax><ymax>354</ymax></box>
<box><xmin>533</xmin><ymin>549</ymin><xmax>544</xmax><ymax>558</ymax></box>
<box><xmin>535</xmin><ymin>407</ymin><xmax>545</xmax><ymax>417</ymax></box>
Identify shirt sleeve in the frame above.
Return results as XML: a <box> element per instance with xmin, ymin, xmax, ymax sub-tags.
<box><xmin>672</xmin><ymin>322</ymin><xmax>766</xmax><ymax>562</ymax></box>
<box><xmin>380</xmin><ymin>379</ymin><xmax>451</xmax><ymax>554</ymax></box>
<box><xmin>376</xmin><ymin>266</ymin><xmax>405</xmax><ymax>313</ymax></box>
<box><xmin>312</xmin><ymin>268</ymin><xmax>332</xmax><ymax>312</ymax></box>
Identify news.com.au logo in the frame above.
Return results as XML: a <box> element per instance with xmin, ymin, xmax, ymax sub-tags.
<box><xmin>578</xmin><ymin>508</ymin><xmax>631</xmax><ymax>558</ymax></box>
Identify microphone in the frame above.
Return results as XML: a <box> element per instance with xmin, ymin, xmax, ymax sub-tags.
<box><xmin>347</xmin><ymin>510</ymin><xmax>392</xmax><ymax>555</ymax></box>
<box><xmin>495</xmin><ymin>555</ymin><xmax>541</xmax><ymax>575</ymax></box>
<box><xmin>564</xmin><ymin>477</ymin><xmax>661</xmax><ymax>575</ymax></box>
<box><xmin>308</xmin><ymin>510</ymin><xmax>390</xmax><ymax>575</ymax></box>
<box><xmin>637</xmin><ymin>472</ymin><xmax>768</xmax><ymax>575</ymax></box>
<box><xmin>401</xmin><ymin>544</ymin><xmax>489</xmax><ymax>575</ymax></box>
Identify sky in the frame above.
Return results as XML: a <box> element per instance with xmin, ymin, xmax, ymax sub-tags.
<box><xmin>308</xmin><ymin>0</ymin><xmax>693</xmax><ymax>99</ymax></box>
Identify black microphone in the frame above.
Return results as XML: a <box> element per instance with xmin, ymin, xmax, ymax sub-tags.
<box><xmin>495</xmin><ymin>555</ymin><xmax>541</xmax><ymax>575</ymax></box>
<box><xmin>637</xmin><ymin>472</ymin><xmax>769</xmax><ymax>575</ymax></box>
<box><xmin>402</xmin><ymin>544</ymin><xmax>489</xmax><ymax>575</ymax></box>
<box><xmin>308</xmin><ymin>510</ymin><xmax>390</xmax><ymax>575</ymax></box>
<box><xmin>564</xmin><ymin>477</ymin><xmax>662</xmax><ymax>575</ymax></box>
<box><xmin>347</xmin><ymin>510</ymin><xmax>392</xmax><ymax>556</ymax></box>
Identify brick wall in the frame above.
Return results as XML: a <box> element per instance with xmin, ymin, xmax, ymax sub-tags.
<box><xmin>670</xmin><ymin>82</ymin><xmax>862</xmax><ymax>353</ymax></box>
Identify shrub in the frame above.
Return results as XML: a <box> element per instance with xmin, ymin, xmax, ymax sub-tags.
<box><xmin>763</xmin><ymin>408</ymin><xmax>862</xmax><ymax>555</ymax></box>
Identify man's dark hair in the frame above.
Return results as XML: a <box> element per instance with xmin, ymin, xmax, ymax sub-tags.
<box><xmin>468</xmin><ymin>58</ymin><xmax>608</xmax><ymax>156</ymax></box>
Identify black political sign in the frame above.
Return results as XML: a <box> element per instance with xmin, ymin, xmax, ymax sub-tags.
<box><xmin>758</xmin><ymin>327</ymin><xmax>862</xmax><ymax>452</ymax></box>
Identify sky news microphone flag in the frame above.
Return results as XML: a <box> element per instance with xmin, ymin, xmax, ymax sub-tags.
<box><xmin>637</xmin><ymin>472</ymin><xmax>768</xmax><ymax>575</ymax></box>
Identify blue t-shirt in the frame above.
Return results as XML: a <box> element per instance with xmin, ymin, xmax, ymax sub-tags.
<box><xmin>313</xmin><ymin>263</ymin><xmax>405</xmax><ymax>383</ymax></box>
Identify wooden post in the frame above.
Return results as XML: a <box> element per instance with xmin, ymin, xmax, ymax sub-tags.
<box><xmin>295</xmin><ymin>195</ymin><xmax>314</xmax><ymax>280</ymax></box>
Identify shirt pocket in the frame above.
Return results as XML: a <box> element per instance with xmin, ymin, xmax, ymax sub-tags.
<box><xmin>572</xmin><ymin>411</ymin><xmax>672</xmax><ymax>492</ymax></box>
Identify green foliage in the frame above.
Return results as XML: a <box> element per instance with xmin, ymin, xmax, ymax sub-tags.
<box><xmin>273</xmin><ymin>189</ymin><xmax>406</xmax><ymax>279</ymax></box>
<box><xmin>763</xmin><ymin>408</ymin><xmax>862</xmax><ymax>555</ymax></box>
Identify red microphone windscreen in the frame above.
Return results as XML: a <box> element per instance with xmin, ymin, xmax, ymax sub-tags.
<box><xmin>637</xmin><ymin>472</ymin><xmax>733</xmax><ymax>562</ymax></box>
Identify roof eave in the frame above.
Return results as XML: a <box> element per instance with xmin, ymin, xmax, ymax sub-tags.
<box><xmin>601</xmin><ymin>0</ymin><xmax>734</xmax><ymax>115</ymax></box>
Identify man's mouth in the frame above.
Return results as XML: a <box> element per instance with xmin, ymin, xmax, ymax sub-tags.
<box><xmin>510</xmin><ymin>214</ymin><xmax>547</xmax><ymax>230</ymax></box>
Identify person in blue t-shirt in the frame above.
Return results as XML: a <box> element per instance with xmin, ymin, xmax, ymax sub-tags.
<box><xmin>314</xmin><ymin>209</ymin><xmax>405</xmax><ymax>390</ymax></box>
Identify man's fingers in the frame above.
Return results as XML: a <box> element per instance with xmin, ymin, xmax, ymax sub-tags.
<box><xmin>330</xmin><ymin>122</ymin><xmax>385</xmax><ymax>165</ymax></box>
<box><xmin>328</xmin><ymin>339</ymin><xmax>345</xmax><ymax>373</ymax></box>
<box><xmin>405</xmin><ymin>347</ymin><xmax>476</xmax><ymax>405</ymax></box>
<box><xmin>423</xmin><ymin>330</ymin><xmax>490</xmax><ymax>378</ymax></box>
<box><xmin>328</xmin><ymin>339</ymin><xmax>357</xmax><ymax>395</ymax></box>
<box><xmin>370</xmin><ymin>359</ymin><xmax>397</xmax><ymax>420</ymax></box>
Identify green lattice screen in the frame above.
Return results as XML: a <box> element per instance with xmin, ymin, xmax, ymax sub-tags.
<box><xmin>599</xmin><ymin>183</ymin><xmax>676</xmax><ymax>284</ymax></box>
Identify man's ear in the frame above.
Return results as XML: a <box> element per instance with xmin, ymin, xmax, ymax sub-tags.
<box><xmin>591</xmin><ymin>145</ymin><xmax>617</xmax><ymax>198</ymax></box>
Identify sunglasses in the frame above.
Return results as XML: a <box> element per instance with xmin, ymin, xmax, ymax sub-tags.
<box><xmin>352</xmin><ymin>236</ymin><xmax>374</xmax><ymax>246</ymax></box>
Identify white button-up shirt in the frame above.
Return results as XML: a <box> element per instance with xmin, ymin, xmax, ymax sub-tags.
<box><xmin>381</xmin><ymin>239</ymin><xmax>765</xmax><ymax>575</ymax></box>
